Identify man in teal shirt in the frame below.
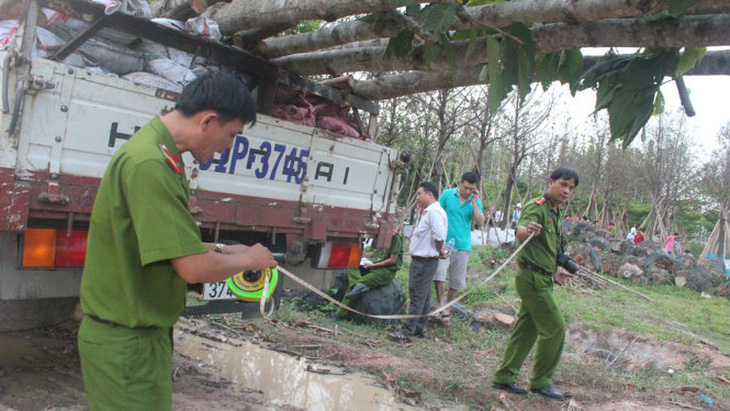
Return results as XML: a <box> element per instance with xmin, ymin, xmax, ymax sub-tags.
<box><xmin>434</xmin><ymin>172</ymin><xmax>485</xmax><ymax>323</ymax></box>
<box><xmin>492</xmin><ymin>167</ymin><xmax>579</xmax><ymax>400</ymax></box>
<box><xmin>79</xmin><ymin>73</ymin><xmax>277</xmax><ymax>410</ymax></box>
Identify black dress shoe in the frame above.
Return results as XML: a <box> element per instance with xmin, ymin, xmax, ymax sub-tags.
<box><xmin>530</xmin><ymin>385</ymin><xmax>572</xmax><ymax>399</ymax></box>
<box><xmin>491</xmin><ymin>382</ymin><xmax>527</xmax><ymax>394</ymax></box>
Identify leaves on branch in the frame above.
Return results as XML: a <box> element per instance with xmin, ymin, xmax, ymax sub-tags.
<box><xmin>420</xmin><ymin>3</ymin><xmax>457</xmax><ymax>34</ymax></box>
<box><xmin>578</xmin><ymin>50</ymin><xmax>678</xmax><ymax>148</ymax></box>
<box><xmin>486</xmin><ymin>23</ymin><xmax>536</xmax><ymax>113</ymax></box>
<box><xmin>676</xmin><ymin>47</ymin><xmax>706</xmax><ymax>76</ymax></box>
<box><xmin>385</xmin><ymin>30</ymin><xmax>416</xmax><ymax>58</ymax></box>
<box><xmin>356</xmin><ymin>1</ymin><xmax>712</xmax><ymax>147</ymax></box>
<box><xmin>668</xmin><ymin>0</ymin><xmax>702</xmax><ymax>17</ymax></box>
<box><xmin>536</xmin><ymin>48</ymin><xmax>583</xmax><ymax>93</ymax></box>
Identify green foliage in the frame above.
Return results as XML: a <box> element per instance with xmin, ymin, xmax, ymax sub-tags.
<box><xmin>578</xmin><ymin>50</ymin><xmax>678</xmax><ymax>148</ymax></box>
<box><xmin>466</xmin><ymin>0</ymin><xmax>503</xmax><ymax>6</ymax></box>
<box><xmin>292</xmin><ymin>20</ymin><xmax>322</xmax><ymax>33</ymax></box>
<box><xmin>536</xmin><ymin>48</ymin><xmax>583</xmax><ymax>91</ymax></box>
<box><xmin>676</xmin><ymin>47</ymin><xmax>707</xmax><ymax>75</ymax></box>
<box><xmin>487</xmin><ymin>23</ymin><xmax>536</xmax><ymax>113</ymax></box>
<box><xmin>419</xmin><ymin>3</ymin><xmax>457</xmax><ymax>34</ymax></box>
<box><xmin>653</xmin><ymin>90</ymin><xmax>665</xmax><ymax>115</ymax></box>
<box><xmin>385</xmin><ymin>30</ymin><xmax>415</xmax><ymax>58</ymax></box>
<box><xmin>668</xmin><ymin>0</ymin><xmax>702</xmax><ymax>16</ymax></box>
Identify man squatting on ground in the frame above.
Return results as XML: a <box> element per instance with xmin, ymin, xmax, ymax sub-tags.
<box><xmin>78</xmin><ymin>73</ymin><xmax>278</xmax><ymax>411</ymax></box>
<box><xmin>492</xmin><ymin>167</ymin><xmax>579</xmax><ymax>400</ymax></box>
<box><xmin>389</xmin><ymin>182</ymin><xmax>448</xmax><ymax>343</ymax></box>
<box><xmin>434</xmin><ymin>172</ymin><xmax>485</xmax><ymax>324</ymax></box>
<box><xmin>334</xmin><ymin>231</ymin><xmax>404</xmax><ymax>319</ymax></box>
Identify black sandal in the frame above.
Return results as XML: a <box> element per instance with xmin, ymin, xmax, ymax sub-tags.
<box><xmin>388</xmin><ymin>331</ymin><xmax>412</xmax><ymax>343</ymax></box>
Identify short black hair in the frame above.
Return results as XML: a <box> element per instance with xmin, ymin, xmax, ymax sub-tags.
<box><xmin>461</xmin><ymin>172</ymin><xmax>479</xmax><ymax>184</ymax></box>
<box><xmin>175</xmin><ymin>72</ymin><xmax>257</xmax><ymax>126</ymax></box>
<box><xmin>419</xmin><ymin>181</ymin><xmax>439</xmax><ymax>198</ymax></box>
<box><xmin>550</xmin><ymin>167</ymin><xmax>579</xmax><ymax>187</ymax></box>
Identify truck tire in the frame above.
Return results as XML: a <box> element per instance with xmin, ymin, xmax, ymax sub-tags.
<box><xmin>0</xmin><ymin>298</ymin><xmax>79</xmax><ymax>332</ymax></box>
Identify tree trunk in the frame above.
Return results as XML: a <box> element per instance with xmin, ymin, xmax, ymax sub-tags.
<box><xmin>203</xmin><ymin>0</ymin><xmax>432</xmax><ymax>35</ymax></box>
<box><xmin>263</xmin><ymin>1</ymin><xmax>729</xmax><ymax>58</ymax></box>
<box><xmin>273</xmin><ymin>16</ymin><xmax>730</xmax><ymax>75</ymax></box>
<box><xmin>349</xmin><ymin>50</ymin><xmax>730</xmax><ymax>100</ymax></box>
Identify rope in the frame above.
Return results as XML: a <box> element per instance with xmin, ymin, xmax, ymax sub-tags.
<box><xmin>259</xmin><ymin>233</ymin><xmax>536</xmax><ymax>320</ymax></box>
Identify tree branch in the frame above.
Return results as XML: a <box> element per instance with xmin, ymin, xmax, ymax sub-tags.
<box><xmin>203</xmin><ymin>0</ymin><xmax>432</xmax><ymax>36</ymax></box>
<box><xmin>273</xmin><ymin>14</ymin><xmax>730</xmax><ymax>76</ymax></box>
<box><xmin>350</xmin><ymin>51</ymin><xmax>730</xmax><ymax>100</ymax></box>
<box><xmin>263</xmin><ymin>0</ymin><xmax>730</xmax><ymax>58</ymax></box>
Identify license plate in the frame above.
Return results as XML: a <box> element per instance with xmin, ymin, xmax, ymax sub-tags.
<box><xmin>203</xmin><ymin>281</ymin><xmax>237</xmax><ymax>300</ymax></box>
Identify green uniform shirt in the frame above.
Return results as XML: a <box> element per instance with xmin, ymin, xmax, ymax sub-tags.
<box><xmin>81</xmin><ymin>117</ymin><xmax>208</xmax><ymax>329</ymax></box>
<box><xmin>439</xmin><ymin>188</ymin><xmax>482</xmax><ymax>251</ymax></box>
<box><xmin>371</xmin><ymin>232</ymin><xmax>404</xmax><ymax>271</ymax></box>
<box><xmin>516</xmin><ymin>196</ymin><xmax>562</xmax><ymax>274</ymax></box>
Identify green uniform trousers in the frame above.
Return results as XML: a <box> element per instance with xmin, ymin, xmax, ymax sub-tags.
<box><xmin>78</xmin><ymin>316</ymin><xmax>174</xmax><ymax>411</ymax></box>
<box><xmin>336</xmin><ymin>266</ymin><xmax>397</xmax><ymax>318</ymax></box>
<box><xmin>494</xmin><ymin>268</ymin><xmax>566</xmax><ymax>389</ymax></box>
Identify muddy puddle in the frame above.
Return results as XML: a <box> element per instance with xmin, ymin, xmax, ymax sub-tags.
<box><xmin>173</xmin><ymin>328</ymin><xmax>413</xmax><ymax>410</ymax></box>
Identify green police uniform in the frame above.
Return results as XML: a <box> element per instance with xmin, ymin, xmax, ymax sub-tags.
<box><xmin>78</xmin><ymin>117</ymin><xmax>208</xmax><ymax>410</ymax></box>
<box><xmin>336</xmin><ymin>232</ymin><xmax>403</xmax><ymax>318</ymax></box>
<box><xmin>493</xmin><ymin>195</ymin><xmax>566</xmax><ymax>390</ymax></box>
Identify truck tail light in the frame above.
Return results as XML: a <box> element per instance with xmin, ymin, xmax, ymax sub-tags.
<box><xmin>315</xmin><ymin>242</ymin><xmax>362</xmax><ymax>269</ymax></box>
<box><xmin>22</xmin><ymin>229</ymin><xmax>88</xmax><ymax>268</ymax></box>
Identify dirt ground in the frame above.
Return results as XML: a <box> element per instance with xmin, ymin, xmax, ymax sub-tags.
<box><xmin>0</xmin><ymin>319</ymin><xmax>287</xmax><ymax>411</ymax></box>
<box><xmin>1</xmin><ymin>312</ymin><xmax>728</xmax><ymax>410</ymax></box>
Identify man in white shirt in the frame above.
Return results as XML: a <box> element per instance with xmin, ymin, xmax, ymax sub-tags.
<box><xmin>511</xmin><ymin>203</ymin><xmax>522</xmax><ymax>229</ymax></box>
<box><xmin>494</xmin><ymin>207</ymin><xmax>503</xmax><ymax>227</ymax></box>
<box><xmin>389</xmin><ymin>182</ymin><xmax>448</xmax><ymax>343</ymax></box>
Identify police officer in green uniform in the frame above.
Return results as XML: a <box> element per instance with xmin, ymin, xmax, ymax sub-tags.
<box><xmin>335</xmin><ymin>231</ymin><xmax>404</xmax><ymax>319</ymax></box>
<box><xmin>492</xmin><ymin>167</ymin><xmax>579</xmax><ymax>400</ymax></box>
<box><xmin>78</xmin><ymin>73</ymin><xmax>278</xmax><ymax>411</ymax></box>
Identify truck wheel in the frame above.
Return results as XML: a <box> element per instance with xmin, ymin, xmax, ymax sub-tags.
<box><xmin>0</xmin><ymin>298</ymin><xmax>79</xmax><ymax>332</ymax></box>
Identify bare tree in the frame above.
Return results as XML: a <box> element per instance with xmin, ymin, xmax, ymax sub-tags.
<box><xmin>498</xmin><ymin>89</ymin><xmax>554</xmax><ymax>226</ymax></box>
<box><xmin>639</xmin><ymin>111</ymin><xmax>697</xmax><ymax>239</ymax></box>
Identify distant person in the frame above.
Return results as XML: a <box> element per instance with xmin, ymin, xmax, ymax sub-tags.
<box><xmin>389</xmin><ymin>182</ymin><xmax>448</xmax><ymax>343</ymax></box>
<box><xmin>494</xmin><ymin>207</ymin><xmax>504</xmax><ymax>228</ymax></box>
<box><xmin>634</xmin><ymin>228</ymin><xmax>644</xmax><ymax>245</ymax></box>
<box><xmin>334</xmin><ymin>231</ymin><xmax>404</xmax><ymax>320</ymax></box>
<box><xmin>664</xmin><ymin>232</ymin><xmax>679</xmax><ymax>255</ymax></box>
<box><xmin>492</xmin><ymin>167</ymin><xmax>579</xmax><ymax>400</ymax></box>
<box><xmin>625</xmin><ymin>227</ymin><xmax>637</xmax><ymax>242</ymax></box>
<box><xmin>652</xmin><ymin>232</ymin><xmax>661</xmax><ymax>243</ymax></box>
<box><xmin>434</xmin><ymin>172</ymin><xmax>485</xmax><ymax>325</ymax></box>
<box><xmin>510</xmin><ymin>203</ymin><xmax>522</xmax><ymax>229</ymax></box>
<box><xmin>608</xmin><ymin>222</ymin><xmax>617</xmax><ymax>236</ymax></box>
<box><xmin>561</xmin><ymin>216</ymin><xmax>572</xmax><ymax>235</ymax></box>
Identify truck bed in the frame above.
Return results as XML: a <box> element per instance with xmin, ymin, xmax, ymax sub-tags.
<box><xmin>1</xmin><ymin>55</ymin><xmax>399</xmax><ymax>245</ymax></box>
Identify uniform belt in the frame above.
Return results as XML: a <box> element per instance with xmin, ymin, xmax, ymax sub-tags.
<box><xmin>520</xmin><ymin>263</ymin><xmax>553</xmax><ymax>276</ymax></box>
<box><xmin>86</xmin><ymin>314</ymin><xmax>161</xmax><ymax>330</ymax></box>
<box><xmin>411</xmin><ymin>255</ymin><xmax>438</xmax><ymax>261</ymax></box>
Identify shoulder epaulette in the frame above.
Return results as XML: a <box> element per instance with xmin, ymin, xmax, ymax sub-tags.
<box><xmin>535</xmin><ymin>197</ymin><xmax>546</xmax><ymax>205</ymax></box>
<box><xmin>159</xmin><ymin>144</ymin><xmax>183</xmax><ymax>175</ymax></box>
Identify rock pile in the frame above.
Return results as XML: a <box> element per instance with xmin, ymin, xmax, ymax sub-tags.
<box><xmin>567</xmin><ymin>223</ymin><xmax>729</xmax><ymax>297</ymax></box>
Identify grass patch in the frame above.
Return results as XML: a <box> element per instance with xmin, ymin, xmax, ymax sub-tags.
<box><xmin>242</xmin><ymin>244</ymin><xmax>730</xmax><ymax>409</ymax></box>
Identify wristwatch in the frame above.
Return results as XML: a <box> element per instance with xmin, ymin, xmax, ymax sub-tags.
<box><xmin>214</xmin><ymin>243</ymin><xmax>225</xmax><ymax>254</ymax></box>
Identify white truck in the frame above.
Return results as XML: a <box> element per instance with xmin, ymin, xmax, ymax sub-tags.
<box><xmin>0</xmin><ymin>0</ymin><xmax>403</xmax><ymax>331</ymax></box>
